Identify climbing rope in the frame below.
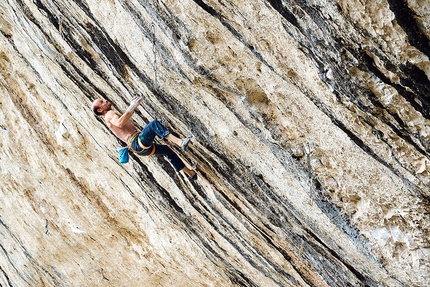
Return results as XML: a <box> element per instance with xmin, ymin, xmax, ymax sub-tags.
<box><xmin>151</xmin><ymin>23</ymin><xmax>157</xmax><ymax>90</ymax></box>
<box><xmin>304</xmin><ymin>142</ymin><xmax>311</xmax><ymax>180</ymax></box>
<box><xmin>304</xmin><ymin>141</ymin><xmax>315</xmax><ymax>203</ymax></box>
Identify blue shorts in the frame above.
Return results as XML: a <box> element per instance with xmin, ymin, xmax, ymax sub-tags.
<box><xmin>130</xmin><ymin>120</ymin><xmax>185</xmax><ymax>172</ymax></box>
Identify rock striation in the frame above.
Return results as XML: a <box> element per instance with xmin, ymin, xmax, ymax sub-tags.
<box><xmin>0</xmin><ymin>0</ymin><xmax>429</xmax><ymax>286</ymax></box>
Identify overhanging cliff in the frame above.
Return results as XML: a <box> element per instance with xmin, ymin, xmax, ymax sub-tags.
<box><xmin>0</xmin><ymin>0</ymin><xmax>429</xmax><ymax>286</ymax></box>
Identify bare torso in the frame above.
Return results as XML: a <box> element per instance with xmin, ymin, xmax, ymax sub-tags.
<box><xmin>105</xmin><ymin>110</ymin><xmax>138</xmax><ymax>143</ymax></box>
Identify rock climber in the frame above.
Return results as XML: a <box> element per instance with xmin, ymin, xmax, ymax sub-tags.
<box><xmin>91</xmin><ymin>96</ymin><xmax>197</xmax><ymax>180</ymax></box>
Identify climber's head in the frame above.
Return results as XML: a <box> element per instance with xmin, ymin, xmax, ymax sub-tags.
<box><xmin>92</xmin><ymin>98</ymin><xmax>112</xmax><ymax>116</ymax></box>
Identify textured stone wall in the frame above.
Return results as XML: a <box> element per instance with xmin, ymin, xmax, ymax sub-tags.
<box><xmin>0</xmin><ymin>0</ymin><xmax>428</xmax><ymax>286</ymax></box>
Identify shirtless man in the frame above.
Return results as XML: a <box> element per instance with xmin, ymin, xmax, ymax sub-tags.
<box><xmin>92</xmin><ymin>96</ymin><xmax>197</xmax><ymax>180</ymax></box>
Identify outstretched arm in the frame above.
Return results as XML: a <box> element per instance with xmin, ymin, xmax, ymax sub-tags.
<box><xmin>107</xmin><ymin>96</ymin><xmax>142</xmax><ymax>128</ymax></box>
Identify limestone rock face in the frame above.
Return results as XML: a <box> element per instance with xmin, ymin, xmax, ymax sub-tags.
<box><xmin>1</xmin><ymin>0</ymin><xmax>429</xmax><ymax>286</ymax></box>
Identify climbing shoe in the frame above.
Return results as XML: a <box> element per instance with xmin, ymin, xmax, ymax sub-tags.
<box><xmin>181</xmin><ymin>135</ymin><xmax>193</xmax><ymax>151</ymax></box>
<box><xmin>189</xmin><ymin>173</ymin><xmax>198</xmax><ymax>181</ymax></box>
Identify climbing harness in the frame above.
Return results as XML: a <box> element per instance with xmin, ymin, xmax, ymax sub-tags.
<box><xmin>137</xmin><ymin>138</ymin><xmax>156</xmax><ymax>156</ymax></box>
<box><xmin>118</xmin><ymin>131</ymin><xmax>157</xmax><ymax>164</ymax></box>
<box><xmin>128</xmin><ymin>131</ymin><xmax>141</xmax><ymax>147</ymax></box>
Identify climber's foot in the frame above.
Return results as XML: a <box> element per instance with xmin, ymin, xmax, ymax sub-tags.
<box><xmin>181</xmin><ymin>135</ymin><xmax>193</xmax><ymax>151</ymax></box>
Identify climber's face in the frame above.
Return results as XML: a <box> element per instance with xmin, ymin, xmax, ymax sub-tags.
<box><xmin>92</xmin><ymin>98</ymin><xmax>112</xmax><ymax>115</ymax></box>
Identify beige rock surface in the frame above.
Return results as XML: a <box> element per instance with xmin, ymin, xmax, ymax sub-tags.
<box><xmin>0</xmin><ymin>0</ymin><xmax>429</xmax><ymax>286</ymax></box>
